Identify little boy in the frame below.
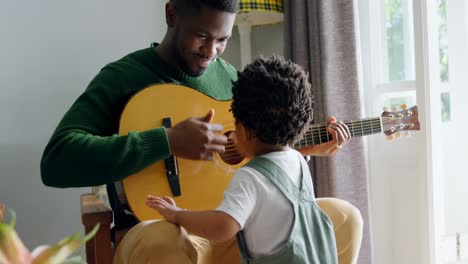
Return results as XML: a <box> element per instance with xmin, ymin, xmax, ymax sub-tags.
<box><xmin>146</xmin><ymin>56</ymin><xmax>338</xmax><ymax>263</ymax></box>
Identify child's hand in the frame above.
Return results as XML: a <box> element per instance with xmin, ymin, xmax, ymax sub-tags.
<box><xmin>145</xmin><ymin>195</ymin><xmax>182</xmax><ymax>223</ymax></box>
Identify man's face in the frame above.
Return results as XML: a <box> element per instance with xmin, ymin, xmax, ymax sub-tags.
<box><xmin>171</xmin><ymin>7</ymin><xmax>236</xmax><ymax>77</ymax></box>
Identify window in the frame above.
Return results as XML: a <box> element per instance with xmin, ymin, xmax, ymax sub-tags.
<box><xmin>359</xmin><ymin>0</ymin><xmax>468</xmax><ymax>263</ymax></box>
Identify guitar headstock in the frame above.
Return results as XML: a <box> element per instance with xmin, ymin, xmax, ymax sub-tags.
<box><xmin>381</xmin><ymin>104</ymin><xmax>420</xmax><ymax>139</ymax></box>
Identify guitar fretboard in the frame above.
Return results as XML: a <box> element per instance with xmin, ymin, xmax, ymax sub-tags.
<box><xmin>293</xmin><ymin>117</ymin><xmax>382</xmax><ymax>149</ymax></box>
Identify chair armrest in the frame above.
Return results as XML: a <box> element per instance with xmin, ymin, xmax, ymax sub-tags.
<box><xmin>81</xmin><ymin>193</ymin><xmax>113</xmax><ymax>226</ymax></box>
<box><xmin>80</xmin><ymin>193</ymin><xmax>113</xmax><ymax>264</ymax></box>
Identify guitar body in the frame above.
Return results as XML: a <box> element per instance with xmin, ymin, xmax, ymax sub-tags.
<box><xmin>119</xmin><ymin>84</ymin><xmax>246</xmax><ymax>221</ymax></box>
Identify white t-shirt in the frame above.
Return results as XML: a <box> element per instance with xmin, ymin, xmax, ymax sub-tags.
<box><xmin>216</xmin><ymin>149</ymin><xmax>314</xmax><ymax>258</ymax></box>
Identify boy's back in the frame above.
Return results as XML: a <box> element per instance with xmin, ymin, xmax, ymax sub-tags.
<box><xmin>217</xmin><ymin>149</ymin><xmax>309</xmax><ymax>257</ymax></box>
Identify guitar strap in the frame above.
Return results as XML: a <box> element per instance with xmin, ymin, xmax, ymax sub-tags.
<box><xmin>106</xmin><ymin>181</ymin><xmax>138</xmax><ymax>242</ymax></box>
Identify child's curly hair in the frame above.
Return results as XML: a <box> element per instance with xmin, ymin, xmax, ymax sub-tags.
<box><xmin>231</xmin><ymin>56</ymin><xmax>313</xmax><ymax>146</ymax></box>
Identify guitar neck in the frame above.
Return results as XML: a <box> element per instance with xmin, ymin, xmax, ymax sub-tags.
<box><xmin>293</xmin><ymin>117</ymin><xmax>382</xmax><ymax>149</ymax></box>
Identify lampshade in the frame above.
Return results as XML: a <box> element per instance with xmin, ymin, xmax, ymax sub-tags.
<box><xmin>239</xmin><ymin>0</ymin><xmax>283</xmax><ymax>13</ymax></box>
<box><xmin>237</xmin><ymin>0</ymin><xmax>284</xmax><ymax>26</ymax></box>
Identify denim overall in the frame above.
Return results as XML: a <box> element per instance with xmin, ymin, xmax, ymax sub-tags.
<box><xmin>236</xmin><ymin>156</ymin><xmax>338</xmax><ymax>264</ymax></box>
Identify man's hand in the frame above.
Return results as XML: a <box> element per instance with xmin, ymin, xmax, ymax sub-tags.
<box><xmin>145</xmin><ymin>195</ymin><xmax>182</xmax><ymax>223</ymax></box>
<box><xmin>166</xmin><ymin>109</ymin><xmax>228</xmax><ymax>160</ymax></box>
<box><xmin>299</xmin><ymin>116</ymin><xmax>351</xmax><ymax>156</ymax></box>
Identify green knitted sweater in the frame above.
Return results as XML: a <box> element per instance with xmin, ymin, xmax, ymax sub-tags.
<box><xmin>41</xmin><ymin>44</ymin><xmax>237</xmax><ymax>187</ymax></box>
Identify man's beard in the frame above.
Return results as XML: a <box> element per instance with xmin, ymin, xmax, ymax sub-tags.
<box><xmin>171</xmin><ymin>35</ymin><xmax>207</xmax><ymax>77</ymax></box>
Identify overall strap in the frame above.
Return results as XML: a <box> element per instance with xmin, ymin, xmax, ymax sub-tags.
<box><xmin>236</xmin><ymin>230</ymin><xmax>251</xmax><ymax>264</ymax></box>
<box><xmin>245</xmin><ymin>155</ymin><xmax>315</xmax><ymax>201</ymax></box>
<box><xmin>237</xmin><ymin>155</ymin><xmax>337</xmax><ymax>264</ymax></box>
<box><xmin>297</xmin><ymin>152</ymin><xmax>315</xmax><ymax>199</ymax></box>
<box><xmin>236</xmin><ymin>155</ymin><xmax>313</xmax><ymax>263</ymax></box>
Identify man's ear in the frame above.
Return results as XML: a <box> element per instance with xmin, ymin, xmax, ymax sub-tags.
<box><xmin>165</xmin><ymin>2</ymin><xmax>176</xmax><ymax>27</ymax></box>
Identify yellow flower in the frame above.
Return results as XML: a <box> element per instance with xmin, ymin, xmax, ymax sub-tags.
<box><xmin>0</xmin><ymin>208</ymin><xmax>98</xmax><ymax>264</ymax></box>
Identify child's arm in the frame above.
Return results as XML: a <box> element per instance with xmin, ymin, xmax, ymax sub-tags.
<box><xmin>145</xmin><ymin>195</ymin><xmax>240</xmax><ymax>242</ymax></box>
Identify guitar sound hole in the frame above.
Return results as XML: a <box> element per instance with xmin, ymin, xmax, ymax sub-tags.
<box><xmin>220</xmin><ymin>131</ymin><xmax>244</xmax><ymax>165</ymax></box>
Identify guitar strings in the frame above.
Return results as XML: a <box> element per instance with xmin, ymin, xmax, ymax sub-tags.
<box><xmin>221</xmin><ymin>116</ymin><xmax>411</xmax><ymax>152</ymax></box>
<box><xmin>218</xmin><ymin>119</ymin><xmax>401</xmax><ymax>163</ymax></box>
<box><xmin>219</xmin><ymin>116</ymin><xmax>409</xmax><ymax>131</ymax></box>
<box><xmin>212</xmin><ymin>117</ymin><xmax>414</xmax><ymax>162</ymax></box>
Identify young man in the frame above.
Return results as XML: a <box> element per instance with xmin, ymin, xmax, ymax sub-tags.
<box><xmin>41</xmin><ymin>0</ymin><xmax>357</xmax><ymax>263</ymax></box>
<box><xmin>146</xmin><ymin>55</ymin><xmax>342</xmax><ymax>263</ymax></box>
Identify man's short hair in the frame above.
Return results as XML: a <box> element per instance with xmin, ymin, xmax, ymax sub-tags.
<box><xmin>170</xmin><ymin>0</ymin><xmax>238</xmax><ymax>16</ymax></box>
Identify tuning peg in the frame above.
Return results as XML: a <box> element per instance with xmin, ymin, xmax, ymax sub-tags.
<box><xmin>395</xmin><ymin>132</ymin><xmax>401</xmax><ymax>139</ymax></box>
<box><xmin>386</xmin><ymin>135</ymin><xmax>394</xmax><ymax>141</ymax></box>
<box><xmin>404</xmin><ymin>131</ymin><xmax>411</xmax><ymax>137</ymax></box>
<box><xmin>391</xmin><ymin>106</ymin><xmax>399</xmax><ymax>112</ymax></box>
<box><xmin>383</xmin><ymin>106</ymin><xmax>389</xmax><ymax>112</ymax></box>
<box><xmin>400</xmin><ymin>104</ymin><xmax>407</xmax><ymax>109</ymax></box>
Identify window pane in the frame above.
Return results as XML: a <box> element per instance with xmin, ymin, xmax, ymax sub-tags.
<box><xmin>382</xmin><ymin>91</ymin><xmax>417</xmax><ymax>110</ymax></box>
<box><xmin>438</xmin><ymin>0</ymin><xmax>449</xmax><ymax>83</ymax></box>
<box><xmin>385</xmin><ymin>0</ymin><xmax>415</xmax><ymax>82</ymax></box>
<box><xmin>386</xmin><ymin>97</ymin><xmax>408</xmax><ymax>108</ymax></box>
<box><xmin>441</xmin><ymin>92</ymin><xmax>451</xmax><ymax>122</ymax></box>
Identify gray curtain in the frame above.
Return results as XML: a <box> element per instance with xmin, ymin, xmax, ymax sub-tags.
<box><xmin>283</xmin><ymin>0</ymin><xmax>371</xmax><ymax>263</ymax></box>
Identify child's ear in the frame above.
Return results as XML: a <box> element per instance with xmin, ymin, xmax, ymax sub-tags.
<box><xmin>244</xmin><ymin>127</ymin><xmax>256</xmax><ymax>141</ymax></box>
<box><xmin>237</xmin><ymin>122</ymin><xmax>256</xmax><ymax>141</ymax></box>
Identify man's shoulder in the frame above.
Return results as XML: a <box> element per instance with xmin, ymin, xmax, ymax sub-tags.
<box><xmin>95</xmin><ymin>47</ymin><xmax>156</xmax><ymax>81</ymax></box>
<box><xmin>105</xmin><ymin>47</ymin><xmax>152</xmax><ymax>69</ymax></box>
<box><xmin>86</xmin><ymin>46</ymin><xmax>163</xmax><ymax>92</ymax></box>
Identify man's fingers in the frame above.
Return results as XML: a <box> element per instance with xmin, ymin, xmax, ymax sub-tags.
<box><xmin>200</xmin><ymin>134</ymin><xmax>228</xmax><ymax>157</ymax></box>
<box><xmin>338</xmin><ymin>122</ymin><xmax>351</xmax><ymax>143</ymax></box>
<box><xmin>329</xmin><ymin>122</ymin><xmax>349</xmax><ymax>143</ymax></box>
<box><xmin>334</xmin><ymin>130</ymin><xmax>342</xmax><ymax>146</ymax></box>
<box><xmin>200</xmin><ymin>109</ymin><xmax>215</xmax><ymax>123</ymax></box>
<box><xmin>205</xmin><ymin>123</ymin><xmax>224</xmax><ymax>133</ymax></box>
<box><xmin>333</xmin><ymin>121</ymin><xmax>351</xmax><ymax>141</ymax></box>
<box><xmin>210</xmin><ymin>134</ymin><xmax>228</xmax><ymax>145</ymax></box>
<box><xmin>200</xmin><ymin>152</ymin><xmax>214</xmax><ymax>160</ymax></box>
<box><xmin>198</xmin><ymin>109</ymin><xmax>224</xmax><ymax>132</ymax></box>
<box><xmin>205</xmin><ymin>143</ymin><xmax>226</xmax><ymax>154</ymax></box>
<box><xmin>327</xmin><ymin>117</ymin><xmax>350</xmax><ymax>141</ymax></box>
<box><xmin>198</xmin><ymin>146</ymin><xmax>231</xmax><ymax>160</ymax></box>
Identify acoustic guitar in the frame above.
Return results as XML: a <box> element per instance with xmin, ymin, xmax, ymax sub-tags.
<box><xmin>119</xmin><ymin>83</ymin><xmax>420</xmax><ymax>221</ymax></box>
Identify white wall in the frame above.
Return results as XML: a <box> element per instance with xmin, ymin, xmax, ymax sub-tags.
<box><xmin>0</xmin><ymin>0</ymin><xmax>166</xmax><ymax>251</ymax></box>
<box><xmin>0</xmin><ymin>0</ymin><xmax>284</xmax><ymax>254</ymax></box>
